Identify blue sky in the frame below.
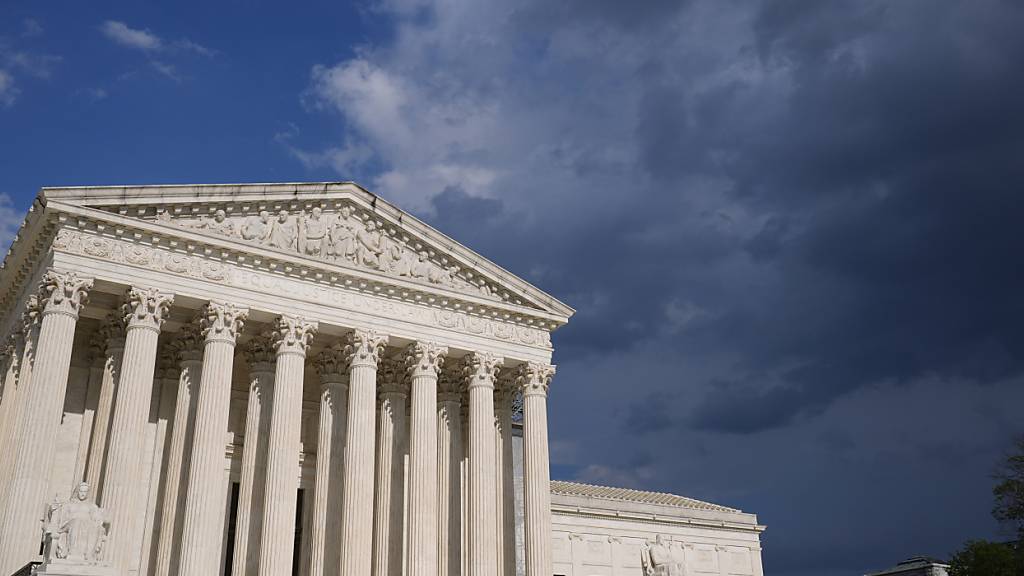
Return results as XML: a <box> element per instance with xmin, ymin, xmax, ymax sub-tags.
<box><xmin>4</xmin><ymin>2</ymin><xmax>1024</xmax><ymax>575</ymax></box>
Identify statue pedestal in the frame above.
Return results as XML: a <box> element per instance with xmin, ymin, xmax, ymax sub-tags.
<box><xmin>33</xmin><ymin>561</ymin><xmax>115</xmax><ymax>576</ymax></box>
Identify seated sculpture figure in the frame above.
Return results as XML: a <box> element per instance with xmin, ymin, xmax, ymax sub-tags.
<box><xmin>641</xmin><ymin>535</ymin><xmax>686</xmax><ymax>576</ymax></box>
<box><xmin>41</xmin><ymin>482</ymin><xmax>110</xmax><ymax>566</ymax></box>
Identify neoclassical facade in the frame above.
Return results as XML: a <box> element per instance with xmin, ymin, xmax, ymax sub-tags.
<box><xmin>0</xmin><ymin>183</ymin><xmax>568</xmax><ymax>576</ymax></box>
<box><xmin>0</xmin><ymin>182</ymin><xmax>765</xmax><ymax>576</ymax></box>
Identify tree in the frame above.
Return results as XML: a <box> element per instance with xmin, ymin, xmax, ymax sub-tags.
<box><xmin>994</xmin><ymin>436</ymin><xmax>1024</xmax><ymax>536</ymax></box>
<box><xmin>948</xmin><ymin>540</ymin><xmax>1017</xmax><ymax>576</ymax></box>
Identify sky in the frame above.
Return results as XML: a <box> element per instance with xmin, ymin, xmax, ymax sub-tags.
<box><xmin>2</xmin><ymin>1</ymin><xmax>1024</xmax><ymax>574</ymax></box>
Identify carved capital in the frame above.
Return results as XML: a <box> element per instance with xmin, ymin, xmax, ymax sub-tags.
<box><xmin>272</xmin><ymin>315</ymin><xmax>317</xmax><ymax>356</ymax></box>
<box><xmin>122</xmin><ymin>286</ymin><xmax>174</xmax><ymax>331</ymax></box>
<box><xmin>516</xmin><ymin>362</ymin><xmax>555</xmax><ymax>397</ymax></box>
<box><xmin>244</xmin><ymin>331</ymin><xmax>276</xmax><ymax>369</ymax></box>
<box><xmin>404</xmin><ymin>341</ymin><xmax>447</xmax><ymax>379</ymax></box>
<box><xmin>463</xmin><ymin>352</ymin><xmax>502</xmax><ymax>390</ymax></box>
<box><xmin>344</xmin><ymin>329</ymin><xmax>388</xmax><ymax>369</ymax></box>
<box><xmin>157</xmin><ymin>345</ymin><xmax>181</xmax><ymax>380</ymax></box>
<box><xmin>21</xmin><ymin>294</ymin><xmax>41</xmax><ymax>337</ymax></box>
<box><xmin>494</xmin><ymin>373</ymin><xmax>517</xmax><ymax>406</ymax></box>
<box><xmin>315</xmin><ymin>342</ymin><xmax>348</xmax><ymax>384</ymax></box>
<box><xmin>97</xmin><ymin>312</ymin><xmax>127</xmax><ymax>352</ymax></box>
<box><xmin>38</xmin><ymin>270</ymin><xmax>93</xmax><ymax>318</ymax></box>
<box><xmin>378</xmin><ymin>357</ymin><xmax>408</xmax><ymax>397</ymax></box>
<box><xmin>437</xmin><ymin>366</ymin><xmax>463</xmax><ymax>402</ymax></box>
<box><xmin>200</xmin><ymin>301</ymin><xmax>248</xmax><ymax>344</ymax></box>
<box><xmin>174</xmin><ymin>320</ymin><xmax>205</xmax><ymax>363</ymax></box>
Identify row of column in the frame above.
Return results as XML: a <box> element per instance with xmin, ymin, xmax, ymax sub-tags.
<box><xmin>0</xmin><ymin>268</ymin><xmax>556</xmax><ymax>576</ymax></box>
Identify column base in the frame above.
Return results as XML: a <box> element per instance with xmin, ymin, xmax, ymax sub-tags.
<box><xmin>33</xmin><ymin>561</ymin><xmax>116</xmax><ymax>576</ymax></box>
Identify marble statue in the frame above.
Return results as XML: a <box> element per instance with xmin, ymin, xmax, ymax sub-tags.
<box><xmin>641</xmin><ymin>535</ymin><xmax>685</xmax><ymax>576</ymax></box>
<box><xmin>330</xmin><ymin>205</ymin><xmax>358</xmax><ymax>262</ymax></box>
<box><xmin>241</xmin><ymin>210</ymin><xmax>271</xmax><ymax>242</ymax></box>
<box><xmin>41</xmin><ymin>482</ymin><xmax>110</xmax><ymax>565</ymax></box>
<box><xmin>299</xmin><ymin>207</ymin><xmax>329</xmax><ymax>257</ymax></box>
<box><xmin>193</xmin><ymin>209</ymin><xmax>236</xmax><ymax>237</ymax></box>
<box><xmin>267</xmin><ymin>210</ymin><xmax>297</xmax><ymax>251</ymax></box>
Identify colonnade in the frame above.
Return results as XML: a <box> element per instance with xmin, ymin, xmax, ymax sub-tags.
<box><xmin>0</xmin><ymin>269</ymin><xmax>556</xmax><ymax>576</ymax></box>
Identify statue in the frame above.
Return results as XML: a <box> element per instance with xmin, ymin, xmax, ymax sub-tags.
<box><xmin>41</xmin><ymin>482</ymin><xmax>110</xmax><ymax>566</ymax></box>
<box><xmin>266</xmin><ymin>210</ymin><xmax>297</xmax><ymax>251</ymax></box>
<box><xmin>193</xmin><ymin>209</ymin><xmax>236</xmax><ymax>237</ymax></box>
<box><xmin>241</xmin><ymin>210</ymin><xmax>272</xmax><ymax>242</ymax></box>
<box><xmin>330</xmin><ymin>205</ymin><xmax>359</xmax><ymax>262</ymax></box>
<box><xmin>355</xmin><ymin>219</ymin><xmax>385</xmax><ymax>269</ymax></box>
<box><xmin>641</xmin><ymin>535</ymin><xmax>685</xmax><ymax>576</ymax></box>
<box><xmin>299</xmin><ymin>207</ymin><xmax>329</xmax><ymax>257</ymax></box>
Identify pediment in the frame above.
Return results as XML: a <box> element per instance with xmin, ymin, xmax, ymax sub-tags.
<box><xmin>39</xmin><ymin>182</ymin><xmax>573</xmax><ymax>324</ymax></box>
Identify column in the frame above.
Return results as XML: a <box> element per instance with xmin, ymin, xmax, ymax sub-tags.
<box><xmin>0</xmin><ymin>301</ymin><xmax>36</xmax><ymax>525</ymax></box>
<box><xmin>178</xmin><ymin>302</ymin><xmax>248</xmax><ymax>575</ymax></box>
<box><xmin>494</xmin><ymin>377</ymin><xmax>516</xmax><ymax>576</ymax></box>
<box><xmin>0</xmin><ymin>271</ymin><xmax>92</xmax><ymax>574</ymax></box>
<box><xmin>404</xmin><ymin>341</ymin><xmax>447</xmax><ymax>576</ymax></box>
<box><xmin>153</xmin><ymin>322</ymin><xmax>204</xmax><ymax>576</ymax></box>
<box><xmin>466</xmin><ymin>352</ymin><xmax>502</xmax><ymax>576</ymax></box>
<box><xmin>436</xmin><ymin>368</ymin><xmax>462</xmax><ymax>576</ymax></box>
<box><xmin>373</xmin><ymin>359</ymin><xmax>408</xmax><ymax>576</ymax></box>
<box><xmin>71</xmin><ymin>337</ymin><xmax>105</xmax><ymax>485</ymax></box>
<box><xmin>84</xmin><ymin>313</ymin><xmax>127</xmax><ymax>499</ymax></box>
<box><xmin>258</xmin><ymin>315</ymin><xmax>317</xmax><ymax>576</ymax></box>
<box><xmin>339</xmin><ymin>329</ymin><xmax>388</xmax><ymax>576</ymax></box>
<box><xmin>309</xmin><ymin>343</ymin><xmax>349</xmax><ymax>576</ymax></box>
<box><xmin>101</xmin><ymin>286</ymin><xmax>174</xmax><ymax>573</ymax></box>
<box><xmin>517</xmin><ymin>363</ymin><xmax>556</xmax><ymax>576</ymax></box>
<box><xmin>137</xmin><ymin>347</ymin><xmax>179</xmax><ymax>573</ymax></box>
<box><xmin>231</xmin><ymin>333</ymin><xmax>275</xmax><ymax>576</ymax></box>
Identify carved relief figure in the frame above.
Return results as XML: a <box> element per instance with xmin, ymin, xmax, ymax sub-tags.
<box><xmin>355</xmin><ymin>219</ymin><xmax>385</xmax><ymax>269</ymax></box>
<box><xmin>330</xmin><ymin>205</ymin><xmax>358</xmax><ymax>261</ymax></box>
<box><xmin>642</xmin><ymin>535</ymin><xmax>685</xmax><ymax>576</ymax></box>
<box><xmin>267</xmin><ymin>210</ymin><xmax>297</xmax><ymax>251</ymax></box>
<box><xmin>299</xmin><ymin>207</ymin><xmax>329</xmax><ymax>257</ymax></box>
<box><xmin>241</xmin><ymin>210</ymin><xmax>272</xmax><ymax>242</ymax></box>
<box><xmin>195</xmin><ymin>209</ymin><xmax>236</xmax><ymax>237</ymax></box>
<box><xmin>42</xmin><ymin>482</ymin><xmax>111</xmax><ymax>565</ymax></box>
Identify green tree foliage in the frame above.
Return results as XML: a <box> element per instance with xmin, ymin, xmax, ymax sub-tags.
<box><xmin>948</xmin><ymin>540</ymin><xmax>1017</xmax><ymax>576</ymax></box>
<box><xmin>994</xmin><ymin>436</ymin><xmax>1024</xmax><ymax>534</ymax></box>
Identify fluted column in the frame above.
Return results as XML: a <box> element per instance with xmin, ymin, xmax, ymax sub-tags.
<box><xmin>404</xmin><ymin>341</ymin><xmax>447</xmax><ymax>576</ymax></box>
<box><xmin>0</xmin><ymin>302</ymin><xmax>36</xmax><ymax>528</ymax></box>
<box><xmin>309</xmin><ymin>343</ymin><xmax>349</xmax><ymax>576</ymax></box>
<box><xmin>85</xmin><ymin>312</ymin><xmax>127</xmax><ymax>498</ymax></box>
<box><xmin>494</xmin><ymin>377</ymin><xmax>516</xmax><ymax>576</ymax></box>
<box><xmin>436</xmin><ymin>368</ymin><xmax>462</xmax><ymax>576</ymax></box>
<box><xmin>178</xmin><ymin>302</ymin><xmax>248</xmax><ymax>575</ymax></box>
<box><xmin>372</xmin><ymin>359</ymin><xmax>408</xmax><ymax>576</ymax></box>
<box><xmin>517</xmin><ymin>363</ymin><xmax>556</xmax><ymax>576</ymax></box>
<box><xmin>101</xmin><ymin>286</ymin><xmax>174</xmax><ymax>573</ymax></box>
<box><xmin>138</xmin><ymin>347</ymin><xmax>180</xmax><ymax>573</ymax></box>
<box><xmin>339</xmin><ymin>329</ymin><xmax>388</xmax><ymax>576</ymax></box>
<box><xmin>71</xmin><ymin>338</ymin><xmax>104</xmax><ymax>485</ymax></box>
<box><xmin>231</xmin><ymin>333</ymin><xmax>275</xmax><ymax>576</ymax></box>
<box><xmin>465</xmin><ymin>352</ymin><xmax>502</xmax><ymax>576</ymax></box>
<box><xmin>153</xmin><ymin>322</ymin><xmax>203</xmax><ymax>576</ymax></box>
<box><xmin>0</xmin><ymin>272</ymin><xmax>92</xmax><ymax>573</ymax></box>
<box><xmin>258</xmin><ymin>315</ymin><xmax>317</xmax><ymax>576</ymax></box>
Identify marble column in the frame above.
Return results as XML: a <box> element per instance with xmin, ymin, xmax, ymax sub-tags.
<box><xmin>101</xmin><ymin>286</ymin><xmax>174</xmax><ymax>573</ymax></box>
<box><xmin>494</xmin><ymin>377</ymin><xmax>516</xmax><ymax>576</ymax></box>
<box><xmin>0</xmin><ymin>302</ymin><xmax>35</xmax><ymax>529</ymax></box>
<box><xmin>178</xmin><ymin>302</ymin><xmax>248</xmax><ymax>575</ymax></box>
<box><xmin>372</xmin><ymin>359</ymin><xmax>408</xmax><ymax>576</ymax></box>
<box><xmin>465</xmin><ymin>352</ymin><xmax>502</xmax><ymax>576</ymax></box>
<box><xmin>138</xmin><ymin>348</ymin><xmax>179</xmax><ymax>574</ymax></box>
<box><xmin>404</xmin><ymin>341</ymin><xmax>447</xmax><ymax>576</ymax></box>
<box><xmin>153</xmin><ymin>322</ymin><xmax>204</xmax><ymax>576</ymax></box>
<box><xmin>517</xmin><ymin>363</ymin><xmax>556</xmax><ymax>576</ymax></box>
<box><xmin>339</xmin><ymin>329</ymin><xmax>388</xmax><ymax>576</ymax></box>
<box><xmin>84</xmin><ymin>312</ymin><xmax>127</xmax><ymax>498</ymax></box>
<box><xmin>231</xmin><ymin>333</ymin><xmax>275</xmax><ymax>576</ymax></box>
<box><xmin>436</xmin><ymin>368</ymin><xmax>462</xmax><ymax>576</ymax></box>
<box><xmin>0</xmin><ymin>272</ymin><xmax>92</xmax><ymax>573</ymax></box>
<box><xmin>258</xmin><ymin>315</ymin><xmax>317</xmax><ymax>576</ymax></box>
<box><xmin>71</xmin><ymin>337</ymin><xmax>105</xmax><ymax>486</ymax></box>
<box><xmin>309</xmin><ymin>343</ymin><xmax>349</xmax><ymax>576</ymax></box>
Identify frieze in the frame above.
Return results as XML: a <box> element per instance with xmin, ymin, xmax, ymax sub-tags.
<box><xmin>149</xmin><ymin>203</ymin><xmax>510</xmax><ymax>304</ymax></box>
<box><xmin>52</xmin><ymin>228</ymin><xmax>552</xmax><ymax>349</ymax></box>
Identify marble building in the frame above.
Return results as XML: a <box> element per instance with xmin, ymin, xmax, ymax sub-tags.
<box><xmin>0</xmin><ymin>182</ymin><xmax>764</xmax><ymax>576</ymax></box>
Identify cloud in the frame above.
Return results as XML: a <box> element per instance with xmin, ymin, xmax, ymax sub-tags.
<box><xmin>0</xmin><ymin>70</ymin><xmax>17</xmax><ymax>107</ymax></box>
<box><xmin>22</xmin><ymin>19</ymin><xmax>44</xmax><ymax>37</ymax></box>
<box><xmin>0</xmin><ymin>194</ymin><xmax>23</xmax><ymax>253</ymax></box>
<box><xmin>149</xmin><ymin>60</ymin><xmax>181</xmax><ymax>82</ymax></box>
<box><xmin>5</xmin><ymin>51</ymin><xmax>62</xmax><ymax>79</ymax></box>
<box><xmin>101</xmin><ymin>20</ymin><xmax>163</xmax><ymax>51</ymax></box>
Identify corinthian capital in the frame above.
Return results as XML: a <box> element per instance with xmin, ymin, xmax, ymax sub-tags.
<box><xmin>244</xmin><ymin>331</ymin><xmax>276</xmax><ymax>367</ymax></box>
<box><xmin>315</xmin><ymin>342</ymin><xmax>348</xmax><ymax>383</ymax></box>
<box><xmin>200</xmin><ymin>301</ymin><xmax>248</xmax><ymax>344</ymax></box>
<box><xmin>272</xmin><ymin>315</ymin><xmax>318</xmax><ymax>356</ymax></box>
<box><xmin>404</xmin><ymin>341</ymin><xmax>447</xmax><ymax>379</ymax></box>
<box><xmin>344</xmin><ymin>329</ymin><xmax>388</xmax><ymax>369</ymax></box>
<box><xmin>174</xmin><ymin>320</ymin><xmax>205</xmax><ymax>363</ymax></box>
<box><xmin>21</xmin><ymin>294</ymin><xmax>41</xmax><ymax>336</ymax></box>
<box><xmin>463</xmin><ymin>352</ymin><xmax>503</xmax><ymax>390</ymax></box>
<box><xmin>122</xmin><ymin>286</ymin><xmax>174</xmax><ymax>331</ymax></box>
<box><xmin>437</xmin><ymin>366</ymin><xmax>463</xmax><ymax>401</ymax></box>
<box><xmin>515</xmin><ymin>362</ymin><xmax>556</xmax><ymax>397</ymax></box>
<box><xmin>38</xmin><ymin>270</ymin><xmax>93</xmax><ymax>318</ymax></box>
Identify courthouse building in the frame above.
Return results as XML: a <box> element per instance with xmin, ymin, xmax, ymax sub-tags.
<box><xmin>0</xmin><ymin>183</ymin><xmax>764</xmax><ymax>576</ymax></box>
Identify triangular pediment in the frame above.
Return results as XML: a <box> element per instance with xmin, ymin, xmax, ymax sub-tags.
<box><xmin>39</xmin><ymin>182</ymin><xmax>573</xmax><ymax>324</ymax></box>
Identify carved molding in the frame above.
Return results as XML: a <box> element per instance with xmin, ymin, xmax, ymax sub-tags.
<box><xmin>516</xmin><ymin>362</ymin><xmax>556</xmax><ymax>397</ymax></box>
<box><xmin>272</xmin><ymin>315</ymin><xmax>317</xmax><ymax>356</ymax></box>
<box><xmin>200</xmin><ymin>301</ymin><xmax>248</xmax><ymax>344</ymax></box>
<box><xmin>404</xmin><ymin>341</ymin><xmax>447</xmax><ymax>379</ymax></box>
<box><xmin>38</xmin><ymin>269</ymin><xmax>93</xmax><ymax>318</ymax></box>
<box><xmin>123</xmin><ymin>286</ymin><xmax>174</xmax><ymax>331</ymax></box>
<box><xmin>463</xmin><ymin>351</ymin><xmax>503</xmax><ymax>390</ymax></box>
<box><xmin>53</xmin><ymin>228</ymin><xmax>554</xmax><ymax>349</ymax></box>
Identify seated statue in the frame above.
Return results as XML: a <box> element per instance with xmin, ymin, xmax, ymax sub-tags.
<box><xmin>41</xmin><ymin>482</ymin><xmax>110</xmax><ymax>566</ymax></box>
<box><xmin>641</xmin><ymin>535</ymin><xmax>686</xmax><ymax>576</ymax></box>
